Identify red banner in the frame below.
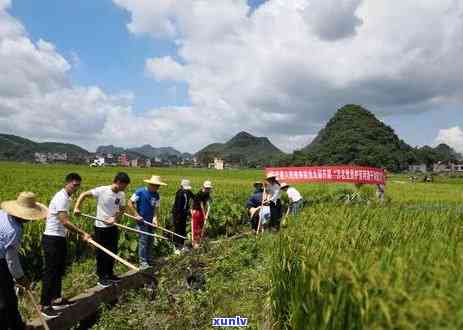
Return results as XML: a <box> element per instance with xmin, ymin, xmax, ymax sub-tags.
<box><xmin>265</xmin><ymin>166</ymin><xmax>386</xmax><ymax>185</ymax></box>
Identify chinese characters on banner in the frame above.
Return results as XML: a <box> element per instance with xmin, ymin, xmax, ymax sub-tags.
<box><xmin>265</xmin><ymin>166</ymin><xmax>386</xmax><ymax>185</ymax></box>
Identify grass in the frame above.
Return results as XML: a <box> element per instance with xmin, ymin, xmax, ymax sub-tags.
<box><xmin>2</xmin><ymin>162</ymin><xmax>463</xmax><ymax>329</ymax></box>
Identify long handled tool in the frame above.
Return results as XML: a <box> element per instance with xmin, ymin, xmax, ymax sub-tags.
<box><xmin>256</xmin><ymin>184</ymin><xmax>266</xmax><ymax>236</ymax></box>
<box><xmin>87</xmin><ymin>236</ymin><xmax>140</xmax><ymax>272</ymax></box>
<box><xmin>124</xmin><ymin>213</ymin><xmax>187</xmax><ymax>240</ymax></box>
<box><xmin>70</xmin><ymin>217</ymin><xmax>140</xmax><ymax>271</ymax></box>
<box><xmin>81</xmin><ymin>214</ymin><xmax>169</xmax><ymax>241</ymax></box>
<box><xmin>200</xmin><ymin>209</ymin><xmax>209</xmax><ymax>241</ymax></box>
<box><xmin>25</xmin><ymin>287</ymin><xmax>50</xmax><ymax>330</ymax></box>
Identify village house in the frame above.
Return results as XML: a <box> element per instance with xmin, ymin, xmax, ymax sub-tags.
<box><xmin>90</xmin><ymin>156</ymin><xmax>105</xmax><ymax>167</ymax></box>
<box><xmin>408</xmin><ymin>164</ymin><xmax>427</xmax><ymax>173</ymax></box>
<box><xmin>118</xmin><ymin>153</ymin><xmax>129</xmax><ymax>167</ymax></box>
<box><xmin>34</xmin><ymin>152</ymin><xmax>68</xmax><ymax>164</ymax></box>
<box><xmin>433</xmin><ymin>161</ymin><xmax>463</xmax><ymax>173</ymax></box>
<box><xmin>208</xmin><ymin>158</ymin><xmax>224</xmax><ymax>170</ymax></box>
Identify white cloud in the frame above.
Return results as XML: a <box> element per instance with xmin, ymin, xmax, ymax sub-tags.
<box><xmin>0</xmin><ymin>4</ymin><xmax>136</xmax><ymax>150</ymax></box>
<box><xmin>145</xmin><ymin>56</ymin><xmax>186</xmax><ymax>81</ymax></box>
<box><xmin>3</xmin><ymin>0</ymin><xmax>463</xmax><ymax>154</ymax></box>
<box><xmin>435</xmin><ymin>127</ymin><xmax>463</xmax><ymax>153</ymax></box>
<box><xmin>112</xmin><ymin>0</ymin><xmax>463</xmax><ymax>152</ymax></box>
<box><xmin>303</xmin><ymin>0</ymin><xmax>363</xmax><ymax>41</ymax></box>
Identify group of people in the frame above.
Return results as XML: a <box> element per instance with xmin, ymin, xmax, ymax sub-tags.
<box><xmin>245</xmin><ymin>173</ymin><xmax>304</xmax><ymax>233</ymax></box>
<box><xmin>0</xmin><ymin>172</ymin><xmax>213</xmax><ymax>328</ymax></box>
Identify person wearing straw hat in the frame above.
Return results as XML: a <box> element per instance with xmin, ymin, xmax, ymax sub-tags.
<box><xmin>171</xmin><ymin>179</ymin><xmax>194</xmax><ymax>254</ymax></box>
<box><xmin>0</xmin><ymin>192</ymin><xmax>48</xmax><ymax>328</ymax></box>
<box><xmin>280</xmin><ymin>182</ymin><xmax>304</xmax><ymax>217</ymax></box>
<box><xmin>128</xmin><ymin>175</ymin><xmax>166</xmax><ymax>268</ymax></box>
<box><xmin>74</xmin><ymin>172</ymin><xmax>130</xmax><ymax>288</ymax></box>
<box><xmin>40</xmin><ymin>173</ymin><xmax>91</xmax><ymax>319</ymax></box>
<box><xmin>191</xmin><ymin>180</ymin><xmax>213</xmax><ymax>248</ymax></box>
<box><xmin>265</xmin><ymin>173</ymin><xmax>282</xmax><ymax>230</ymax></box>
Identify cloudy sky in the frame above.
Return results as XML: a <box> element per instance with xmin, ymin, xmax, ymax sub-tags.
<box><xmin>0</xmin><ymin>0</ymin><xmax>462</xmax><ymax>153</ymax></box>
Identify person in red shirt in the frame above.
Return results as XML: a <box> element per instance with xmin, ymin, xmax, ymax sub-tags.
<box><xmin>191</xmin><ymin>181</ymin><xmax>212</xmax><ymax>248</ymax></box>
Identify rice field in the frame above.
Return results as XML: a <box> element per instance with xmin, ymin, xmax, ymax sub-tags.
<box><xmin>1</xmin><ymin>161</ymin><xmax>463</xmax><ymax>329</ymax></box>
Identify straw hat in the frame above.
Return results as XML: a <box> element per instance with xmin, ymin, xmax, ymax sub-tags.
<box><xmin>266</xmin><ymin>173</ymin><xmax>278</xmax><ymax>180</ymax></box>
<box><xmin>1</xmin><ymin>192</ymin><xmax>48</xmax><ymax>221</ymax></box>
<box><xmin>144</xmin><ymin>175</ymin><xmax>167</xmax><ymax>186</ymax></box>
<box><xmin>203</xmin><ymin>180</ymin><xmax>213</xmax><ymax>189</ymax></box>
<box><xmin>181</xmin><ymin>179</ymin><xmax>192</xmax><ymax>190</ymax></box>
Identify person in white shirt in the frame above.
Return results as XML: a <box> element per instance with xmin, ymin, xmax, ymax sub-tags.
<box><xmin>40</xmin><ymin>173</ymin><xmax>90</xmax><ymax>319</ymax></box>
<box><xmin>265</xmin><ymin>173</ymin><xmax>282</xmax><ymax>230</ymax></box>
<box><xmin>74</xmin><ymin>172</ymin><xmax>130</xmax><ymax>288</ymax></box>
<box><xmin>280</xmin><ymin>183</ymin><xmax>304</xmax><ymax>216</ymax></box>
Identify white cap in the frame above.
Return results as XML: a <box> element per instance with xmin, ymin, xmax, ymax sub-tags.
<box><xmin>181</xmin><ymin>179</ymin><xmax>192</xmax><ymax>190</ymax></box>
<box><xmin>203</xmin><ymin>180</ymin><xmax>213</xmax><ymax>189</ymax></box>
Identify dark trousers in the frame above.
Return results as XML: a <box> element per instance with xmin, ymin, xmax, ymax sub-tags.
<box><xmin>0</xmin><ymin>259</ymin><xmax>25</xmax><ymax>330</ymax></box>
<box><xmin>41</xmin><ymin>235</ymin><xmax>67</xmax><ymax>306</ymax></box>
<box><xmin>270</xmin><ymin>200</ymin><xmax>282</xmax><ymax>229</ymax></box>
<box><xmin>172</xmin><ymin>213</ymin><xmax>187</xmax><ymax>247</ymax></box>
<box><xmin>94</xmin><ymin>226</ymin><xmax>119</xmax><ymax>280</ymax></box>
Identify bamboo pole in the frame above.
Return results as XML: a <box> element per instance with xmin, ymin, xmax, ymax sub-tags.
<box><xmin>124</xmin><ymin>213</ymin><xmax>187</xmax><ymax>240</ymax></box>
<box><xmin>86</xmin><ymin>237</ymin><xmax>140</xmax><ymax>272</ymax></box>
<box><xmin>25</xmin><ymin>288</ymin><xmax>50</xmax><ymax>330</ymax></box>
<box><xmin>81</xmin><ymin>214</ymin><xmax>169</xmax><ymax>241</ymax></box>
<box><xmin>200</xmin><ymin>208</ymin><xmax>209</xmax><ymax>241</ymax></box>
<box><xmin>256</xmin><ymin>184</ymin><xmax>266</xmax><ymax>236</ymax></box>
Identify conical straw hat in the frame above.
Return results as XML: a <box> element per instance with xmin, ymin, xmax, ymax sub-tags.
<box><xmin>144</xmin><ymin>175</ymin><xmax>167</xmax><ymax>186</ymax></box>
<box><xmin>1</xmin><ymin>192</ymin><xmax>48</xmax><ymax>221</ymax></box>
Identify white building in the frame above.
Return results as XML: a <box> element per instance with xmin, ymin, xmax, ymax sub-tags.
<box><xmin>90</xmin><ymin>157</ymin><xmax>105</xmax><ymax>167</ymax></box>
<box><xmin>208</xmin><ymin>158</ymin><xmax>224</xmax><ymax>170</ymax></box>
<box><xmin>433</xmin><ymin>162</ymin><xmax>463</xmax><ymax>173</ymax></box>
<box><xmin>34</xmin><ymin>152</ymin><xmax>68</xmax><ymax>164</ymax></box>
<box><xmin>409</xmin><ymin>164</ymin><xmax>427</xmax><ymax>173</ymax></box>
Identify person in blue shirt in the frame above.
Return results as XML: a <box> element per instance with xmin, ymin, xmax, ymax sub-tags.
<box><xmin>128</xmin><ymin>175</ymin><xmax>167</xmax><ymax>268</ymax></box>
<box><xmin>1</xmin><ymin>192</ymin><xmax>48</xmax><ymax>328</ymax></box>
<box><xmin>245</xmin><ymin>182</ymin><xmax>264</xmax><ymax>231</ymax></box>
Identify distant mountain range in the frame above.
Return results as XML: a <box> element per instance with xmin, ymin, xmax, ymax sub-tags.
<box><xmin>0</xmin><ymin>134</ymin><xmax>89</xmax><ymax>162</ymax></box>
<box><xmin>195</xmin><ymin>131</ymin><xmax>285</xmax><ymax>166</ymax></box>
<box><xmin>96</xmin><ymin>144</ymin><xmax>192</xmax><ymax>160</ymax></box>
<box><xmin>1</xmin><ymin>104</ymin><xmax>461</xmax><ymax>170</ymax></box>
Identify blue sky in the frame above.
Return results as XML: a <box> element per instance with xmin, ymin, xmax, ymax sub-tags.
<box><xmin>9</xmin><ymin>0</ymin><xmax>268</xmax><ymax>112</ymax></box>
<box><xmin>10</xmin><ymin>0</ymin><xmax>190</xmax><ymax>112</ymax></box>
<box><xmin>1</xmin><ymin>0</ymin><xmax>462</xmax><ymax>153</ymax></box>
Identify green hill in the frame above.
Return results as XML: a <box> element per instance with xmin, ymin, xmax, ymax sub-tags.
<box><xmin>196</xmin><ymin>131</ymin><xmax>285</xmax><ymax>167</ymax></box>
<box><xmin>299</xmin><ymin>105</ymin><xmax>416</xmax><ymax>171</ymax></box>
<box><xmin>0</xmin><ymin>133</ymin><xmax>89</xmax><ymax>162</ymax></box>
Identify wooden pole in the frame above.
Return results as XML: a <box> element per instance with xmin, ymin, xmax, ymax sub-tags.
<box><xmin>86</xmin><ymin>237</ymin><xmax>140</xmax><ymax>272</ymax></box>
<box><xmin>124</xmin><ymin>213</ymin><xmax>187</xmax><ymax>240</ymax></box>
<box><xmin>81</xmin><ymin>214</ymin><xmax>169</xmax><ymax>241</ymax></box>
<box><xmin>256</xmin><ymin>184</ymin><xmax>266</xmax><ymax>236</ymax></box>
<box><xmin>25</xmin><ymin>288</ymin><xmax>50</xmax><ymax>330</ymax></box>
<box><xmin>200</xmin><ymin>209</ymin><xmax>209</xmax><ymax>242</ymax></box>
<box><xmin>191</xmin><ymin>211</ymin><xmax>196</xmax><ymax>246</ymax></box>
